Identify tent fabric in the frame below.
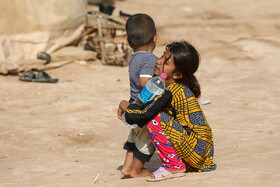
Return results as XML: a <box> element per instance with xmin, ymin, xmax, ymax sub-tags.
<box><xmin>0</xmin><ymin>0</ymin><xmax>88</xmax><ymax>74</ymax></box>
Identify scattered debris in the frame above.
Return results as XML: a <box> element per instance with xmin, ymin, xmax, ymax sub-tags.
<box><xmin>201</xmin><ymin>14</ymin><xmax>213</xmax><ymax>19</ymax></box>
<box><xmin>78</xmin><ymin>60</ymin><xmax>88</xmax><ymax>65</ymax></box>
<box><xmin>201</xmin><ymin>100</ymin><xmax>212</xmax><ymax>105</ymax></box>
<box><xmin>94</xmin><ymin>173</ymin><xmax>100</xmax><ymax>184</ymax></box>
<box><xmin>77</xmin><ymin>132</ymin><xmax>86</xmax><ymax>136</ymax></box>
<box><xmin>181</xmin><ymin>6</ymin><xmax>192</xmax><ymax>13</ymax></box>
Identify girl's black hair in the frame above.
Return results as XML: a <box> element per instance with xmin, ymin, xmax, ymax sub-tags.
<box><xmin>167</xmin><ymin>41</ymin><xmax>201</xmax><ymax>98</ymax></box>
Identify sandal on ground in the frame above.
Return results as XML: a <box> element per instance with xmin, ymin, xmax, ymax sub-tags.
<box><xmin>146</xmin><ymin>167</ymin><xmax>185</xmax><ymax>182</ymax></box>
<box><xmin>37</xmin><ymin>51</ymin><xmax>51</xmax><ymax>64</ymax></box>
<box><xmin>19</xmin><ymin>68</ymin><xmax>58</xmax><ymax>83</ymax></box>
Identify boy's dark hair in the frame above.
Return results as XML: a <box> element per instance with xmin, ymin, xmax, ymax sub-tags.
<box><xmin>126</xmin><ymin>13</ymin><xmax>156</xmax><ymax>49</ymax></box>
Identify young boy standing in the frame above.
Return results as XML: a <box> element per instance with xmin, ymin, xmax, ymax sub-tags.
<box><xmin>117</xmin><ymin>13</ymin><xmax>158</xmax><ymax>178</ymax></box>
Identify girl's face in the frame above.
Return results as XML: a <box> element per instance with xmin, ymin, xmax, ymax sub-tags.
<box><xmin>154</xmin><ymin>48</ymin><xmax>177</xmax><ymax>86</ymax></box>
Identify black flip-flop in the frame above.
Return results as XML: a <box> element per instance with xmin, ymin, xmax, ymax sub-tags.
<box><xmin>37</xmin><ymin>51</ymin><xmax>51</xmax><ymax>64</ymax></box>
<box><xmin>19</xmin><ymin>68</ymin><xmax>58</xmax><ymax>83</ymax></box>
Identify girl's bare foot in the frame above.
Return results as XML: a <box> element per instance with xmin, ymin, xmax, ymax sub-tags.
<box><xmin>166</xmin><ymin>168</ymin><xmax>185</xmax><ymax>174</ymax></box>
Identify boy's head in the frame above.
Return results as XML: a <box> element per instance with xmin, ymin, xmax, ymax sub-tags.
<box><xmin>126</xmin><ymin>13</ymin><xmax>157</xmax><ymax>50</ymax></box>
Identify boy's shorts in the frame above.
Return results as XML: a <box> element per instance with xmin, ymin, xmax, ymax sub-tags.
<box><xmin>123</xmin><ymin>126</ymin><xmax>155</xmax><ymax>162</ymax></box>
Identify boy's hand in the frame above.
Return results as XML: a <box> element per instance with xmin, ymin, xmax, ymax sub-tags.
<box><xmin>117</xmin><ymin>106</ymin><xmax>124</xmax><ymax>120</ymax></box>
<box><xmin>117</xmin><ymin>100</ymin><xmax>130</xmax><ymax>120</ymax></box>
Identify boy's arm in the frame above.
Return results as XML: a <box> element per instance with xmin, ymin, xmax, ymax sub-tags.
<box><xmin>139</xmin><ymin>55</ymin><xmax>157</xmax><ymax>87</ymax></box>
<box><xmin>139</xmin><ymin>77</ymin><xmax>150</xmax><ymax>88</ymax></box>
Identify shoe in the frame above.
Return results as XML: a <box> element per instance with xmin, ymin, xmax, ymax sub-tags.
<box><xmin>19</xmin><ymin>68</ymin><xmax>58</xmax><ymax>83</ymax></box>
<box><xmin>146</xmin><ymin>167</ymin><xmax>185</xmax><ymax>182</ymax></box>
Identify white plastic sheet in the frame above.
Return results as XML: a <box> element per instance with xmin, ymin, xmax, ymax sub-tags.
<box><xmin>0</xmin><ymin>0</ymin><xmax>87</xmax><ymax>74</ymax></box>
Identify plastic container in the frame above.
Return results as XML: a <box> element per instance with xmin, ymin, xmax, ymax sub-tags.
<box><xmin>123</xmin><ymin>73</ymin><xmax>167</xmax><ymax>129</ymax></box>
<box><xmin>136</xmin><ymin>73</ymin><xmax>167</xmax><ymax>105</ymax></box>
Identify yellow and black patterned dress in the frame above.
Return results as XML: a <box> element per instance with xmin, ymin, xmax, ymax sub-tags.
<box><xmin>125</xmin><ymin>83</ymin><xmax>216</xmax><ymax>172</ymax></box>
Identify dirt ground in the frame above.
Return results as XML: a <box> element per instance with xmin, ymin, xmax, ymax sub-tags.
<box><xmin>1</xmin><ymin>0</ymin><xmax>280</xmax><ymax>186</ymax></box>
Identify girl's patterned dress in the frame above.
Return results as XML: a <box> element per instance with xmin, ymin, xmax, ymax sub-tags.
<box><xmin>126</xmin><ymin>83</ymin><xmax>216</xmax><ymax>172</ymax></box>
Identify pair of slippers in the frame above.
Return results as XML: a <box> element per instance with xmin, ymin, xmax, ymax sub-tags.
<box><xmin>19</xmin><ymin>68</ymin><xmax>58</xmax><ymax>83</ymax></box>
<box><xmin>146</xmin><ymin>167</ymin><xmax>185</xmax><ymax>182</ymax></box>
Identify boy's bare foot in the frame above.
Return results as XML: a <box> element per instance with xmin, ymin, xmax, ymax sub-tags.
<box><xmin>121</xmin><ymin>151</ymin><xmax>152</xmax><ymax>178</ymax></box>
<box><xmin>129</xmin><ymin>157</ymin><xmax>151</xmax><ymax>178</ymax></box>
<box><xmin>121</xmin><ymin>151</ymin><xmax>134</xmax><ymax>176</ymax></box>
<box><xmin>130</xmin><ymin>168</ymin><xmax>151</xmax><ymax>178</ymax></box>
<box><xmin>121</xmin><ymin>167</ymin><xmax>131</xmax><ymax>176</ymax></box>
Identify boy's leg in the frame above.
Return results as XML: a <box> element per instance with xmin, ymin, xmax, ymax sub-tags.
<box><xmin>122</xmin><ymin>126</ymin><xmax>154</xmax><ymax>178</ymax></box>
<box><xmin>121</xmin><ymin>151</ymin><xmax>133</xmax><ymax>176</ymax></box>
<box><xmin>122</xmin><ymin>128</ymin><xmax>138</xmax><ymax>176</ymax></box>
<box><xmin>130</xmin><ymin>156</ymin><xmax>151</xmax><ymax>178</ymax></box>
<box><xmin>129</xmin><ymin>126</ymin><xmax>155</xmax><ymax>178</ymax></box>
<box><xmin>121</xmin><ymin>150</ymin><xmax>151</xmax><ymax>178</ymax></box>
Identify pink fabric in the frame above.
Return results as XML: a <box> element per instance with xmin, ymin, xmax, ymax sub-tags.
<box><xmin>147</xmin><ymin>113</ymin><xmax>186</xmax><ymax>171</ymax></box>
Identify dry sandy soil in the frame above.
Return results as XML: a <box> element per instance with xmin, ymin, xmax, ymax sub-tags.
<box><xmin>1</xmin><ymin>0</ymin><xmax>280</xmax><ymax>186</ymax></box>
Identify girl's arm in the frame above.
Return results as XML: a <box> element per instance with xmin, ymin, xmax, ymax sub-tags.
<box><xmin>125</xmin><ymin>91</ymin><xmax>172</xmax><ymax>127</ymax></box>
